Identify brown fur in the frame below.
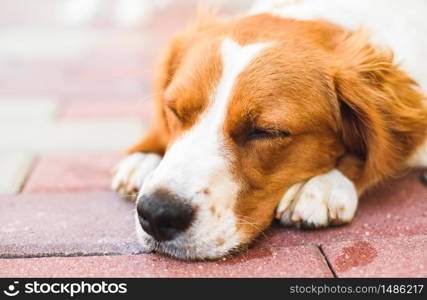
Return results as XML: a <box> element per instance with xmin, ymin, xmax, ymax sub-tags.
<box><xmin>331</xmin><ymin>30</ymin><xmax>427</xmax><ymax>190</ymax></box>
<box><xmin>127</xmin><ymin>13</ymin><xmax>427</xmax><ymax>243</ymax></box>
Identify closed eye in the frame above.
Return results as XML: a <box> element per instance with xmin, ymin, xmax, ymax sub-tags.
<box><xmin>246</xmin><ymin>127</ymin><xmax>291</xmax><ymax>141</ymax></box>
<box><xmin>167</xmin><ymin>104</ymin><xmax>183</xmax><ymax>122</ymax></box>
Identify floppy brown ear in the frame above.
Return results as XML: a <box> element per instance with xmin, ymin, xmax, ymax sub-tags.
<box><xmin>127</xmin><ymin>10</ymin><xmax>221</xmax><ymax>155</ymax></box>
<box><xmin>332</xmin><ymin>31</ymin><xmax>427</xmax><ymax>190</ymax></box>
<box><xmin>155</xmin><ymin>6</ymin><xmax>221</xmax><ymax>92</ymax></box>
<box><xmin>126</xmin><ymin>36</ymin><xmax>181</xmax><ymax>155</ymax></box>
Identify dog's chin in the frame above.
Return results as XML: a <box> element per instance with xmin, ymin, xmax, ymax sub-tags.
<box><xmin>134</xmin><ymin>214</ymin><xmax>244</xmax><ymax>260</ymax></box>
<box><xmin>137</xmin><ymin>235</ymin><xmax>243</xmax><ymax>261</ymax></box>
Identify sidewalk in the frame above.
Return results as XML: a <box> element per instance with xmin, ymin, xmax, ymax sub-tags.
<box><xmin>0</xmin><ymin>0</ymin><xmax>426</xmax><ymax>278</ymax></box>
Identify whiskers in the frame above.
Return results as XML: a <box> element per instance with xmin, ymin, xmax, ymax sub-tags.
<box><xmin>117</xmin><ymin>192</ymin><xmax>139</xmax><ymax>201</ymax></box>
<box><xmin>235</xmin><ymin>216</ymin><xmax>268</xmax><ymax>239</ymax></box>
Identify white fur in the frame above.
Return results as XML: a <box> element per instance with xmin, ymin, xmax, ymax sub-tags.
<box><xmin>134</xmin><ymin>38</ymin><xmax>273</xmax><ymax>259</ymax></box>
<box><xmin>276</xmin><ymin>169</ymin><xmax>358</xmax><ymax>227</ymax></box>
<box><xmin>141</xmin><ymin>39</ymin><xmax>272</xmax><ymax>199</ymax></box>
<box><xmin>111</xmin><ymin>153</ymin><xmax>161</xmax><ymax>198</ymax></box>
<box><xmin>254</xmin><ymin>0</ymin><xmax>427</xmax><ymax>224</ymax></box>
<box><xmin>407</xmin><ymin>140</ymin><xmax>427</xmax><ymax>167</ymax></box>
<box><xmin>117</xmin><ymin>1</ymin><xmax>427</xmax><ymax>258</ymax></box>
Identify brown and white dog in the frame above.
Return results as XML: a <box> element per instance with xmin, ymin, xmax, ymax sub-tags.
<box><xmin>112</xmin><ymin>0</ymin><xmax>427</xmax><ymax>260</ymax></box>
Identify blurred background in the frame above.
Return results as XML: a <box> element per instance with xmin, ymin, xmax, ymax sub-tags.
<box><xmin>0</xmin><ymin>0</ymin><xmax>255</xmax><ymax>193</ymax></box>
<box><xmin>0</xmin><ymin>0</ymin><xmax>259</xmax><ymax>265</ymax></box>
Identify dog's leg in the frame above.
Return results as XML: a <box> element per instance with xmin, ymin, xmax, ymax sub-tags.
<box><xmin>111</xmin><ymin>152</ymin><xmax>161</xmax><ymax>200</ymax></box>
<box><xmin>276</xmin><ymin>135</ymin><xmax>427</xmax><ymax>228</ymax></box>
<box><xmin>275</xmin><ymin>169</ymin><xmax>358</xmax><ymax>228</ymax></box>
<box><xmin>112</xmin><ymin>128</ymin><xmax>166</xmax><ymax>200</ymax></box>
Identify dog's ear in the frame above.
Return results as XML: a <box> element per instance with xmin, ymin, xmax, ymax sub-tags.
<box><xmin>155</xmin><ymin>7</ymin><xmax>220</xmax><ymax>92</ymax></box>
<box><xmin>127</xmin><ymin>10</ymin><xmax>221</xmax><ymax>155</ymax></box>
<box><xmin>331</xmin><ymin>30</ymin><xmax>427</xmax><ymax>189</ymax></box>
<box><xmin>125</xmin><ymin>37</ymin><xmax>184</xmax><ymax>155</ymax></box>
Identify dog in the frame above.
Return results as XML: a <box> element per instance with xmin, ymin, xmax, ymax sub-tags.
<box><xmin>112</xmin><ymin>0</ymin><xmax>427</xmax><ymax>260</ymax></box>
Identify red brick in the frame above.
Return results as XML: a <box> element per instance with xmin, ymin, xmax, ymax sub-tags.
<box><xmin>65</xmin><ymin>62</ymin><xmax>151</xmax><ymax>97</ymax></box>
<box><xmin>19</xmin><ymin>164</ymin><xmax>427</xmax><ymax>258</ymax></box>
<box><xmin>0</xmin><ymin>60</ymin><xmax>148</xmax><ymax>97</ymax></box>
<box><xmin>185</xmin><ymin>246</ymin><xmax>332</xmax><ymax>278</ymax></box>
<box><xmin>254</xmin><ymin>170</ymin><xmax>427</xmax><ymax>248</ymax></box>
<box><xmin>0</xmin><ymin>60</ymin><xmax>67</xmax><ymax>94</ymax></box>
<box><xmin>322</xmin><ymin>235</ymin><xmax>427</xmax><ymax>277</ymax></box>
<box><xmin>76</xmin><ymin>33</ymin><xmax>151</xmax><ymax>70</ymax></box>
<box><xmin>0</xmin><ymin>246</ymin><xmax>332</xmax><ymax>278</ymax></box>
<box><xmin>24</xmin><ymin>152</ymin><xmax>123</xmax><ymax>193</ymax></box>
<box><xmin>69</xmin><ymin>64</ymin><xmax>148</xmax><ymax>82</ymax></box>
<box><xmin>0</xmin><ymin>254</ymin><xmax>185</xmax><ymax>278</ymax></box>
<box><xmin>62</xmin><ymin>77</ymin><xmax>149</xmax><ymax>99</ymax></box>
<box><xmin>0</xmin><ymin>192</ymin><xmax>140</xmax><ymax>257</ymax></box>
<box><xmin>61</xmin><ymin>99</ymin><xmax>152</xmax><ymax>122</ymax></box>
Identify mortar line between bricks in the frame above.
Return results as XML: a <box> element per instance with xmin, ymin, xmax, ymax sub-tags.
<box><xmin>0</xmin><ymin>251</ymin><xmax>146</xmax><ymax>260</ymax></box>
<box><xmin>317</xmin><ymin>245</ymin><xmax>338</xmax><ymax>278</ymax></box>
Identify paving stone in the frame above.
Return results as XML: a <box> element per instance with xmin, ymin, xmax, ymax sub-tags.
<box><xmin>0</xmin><ymin>98</ymin><xmax>59</xmax><ymax>121</ymax></box>
<box><xmin>0</xmin><ymin>0</ymin><xmax>66</xmax><ymax>27</ymax></box>
<box><xmin>0</xmin><ymin>153</ymin><xmax>34</xmax><ymax>194</ymax></box>
<box><xmin>0</xmin><ymin>28</ymin><xmax>103</xmax><ymax>60</ymax></box>
<box><xmin>0</xmin><ymin>254</ymin><xmax>185</xmax><ymax>278</ymax></box>
<box><xmin>69</xmin><ymin>65</ymin><xmax>148</xmax><ymax>83</ymax></box>
<box><xmin>0</xmin><ymin>246</ymin><xmax>332</xmax><ymax>278</ymax></box>
<box><xmin>253</xmin><ymin>169</ymin><xmax>427</xmax><ymax>248</ymax></box>
<box><xmin>0</xmin><ymin>69</ymin><xmax>148</xmax><ymax>97</ymax></box>
<box><xmin>24</xmin><ymin>152</ymin><xmax>124</xmax><ymax>193</ymax></box>
<box><xmin>61</xmin><ymin>99</ymin><xmax>153</xmax><ymax>122</ymax></box>
<box><xmin>0</xmin><ymin>190</ymin><xmax>332</xmax><ymax>276</ymax></box>
<box><xmin>322</xmin><ymin>235</ymin><xmax>427</xmax><ymax>277</ymax></box>
<box><xmin>0</xmin><ymin>192</ymin><xmax>141</xmax><ymax>257</ymax></box>
<box><xmin>0</xmin><ymin>59</ymin><xmax>67</xmax><ymax>84</ymax></box>
<box><xmin>185</xmin><ymin>246</ymin><xmax>332</xmax><ymax>278</ymax></box>
<box><xmin>0</xmin><ymin>81</ymin><xmax>149</xmax><ymax>99</ymax></box>
<box><xmin>0</xmin><ymin>61</ymin><xmax>68</xmax><ymax>95</ymax></box>
<box><xmin>0</xmin><ymin>120</ymin><xmax>144</xmax><ymax>152</ymax></box>
<box><xmin>0</xmin><ymin>63</ymin><xmax>148</xmax><ymax>97</ymax></box>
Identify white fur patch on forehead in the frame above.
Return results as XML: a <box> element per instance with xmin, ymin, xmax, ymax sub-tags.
<box><xmin>137</xmin><ymin>39</ymin><xmax>274</xmax><ymax>259</ymax></box>
<box><xmin>141</xmin><ymin>39</ymin><xmax>273</xmax><ymax>200</ymax></box>
<box><xmin>214</xmin><ymin>38</ymin><xmax>273</xmax><ymax>113</ymax></box>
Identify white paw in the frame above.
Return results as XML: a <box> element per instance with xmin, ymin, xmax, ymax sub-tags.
<box><xmin>111</xmin><ymin>153</ymin><xmax>161</xmax><ymax>200</ymax></box>
<box><xmin>275</xmin><ymin>169</ymin><xmax>358</xmax><ymax>228</ymax></box>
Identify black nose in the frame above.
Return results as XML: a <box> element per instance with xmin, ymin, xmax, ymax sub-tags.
<box><xmin>136</xmin><ymin>190</ymin><xmax>194</xmax><ymax>241</ymax></box>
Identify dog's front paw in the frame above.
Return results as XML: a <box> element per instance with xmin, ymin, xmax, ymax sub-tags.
<box><xmin>111</xmin><ymin>153</ymin><xmax>161</xmax><ymax>200</ymax></box>
<box><xmin>275</xmin><ymin>169</ymin><xmax>358</xmax><ymax>228</ymax></box>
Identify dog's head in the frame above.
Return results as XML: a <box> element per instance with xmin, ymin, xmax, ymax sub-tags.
<box><xmin>135</xmin><ymin>13</ymin><xmax>426</xmax><ymax>259</ymax></box>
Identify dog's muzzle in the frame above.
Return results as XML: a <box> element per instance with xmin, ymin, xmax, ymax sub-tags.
<box><xmin>136</xmin><ymin>190</ymin><xmax>194</xmax><ymax>241</ymax></box>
